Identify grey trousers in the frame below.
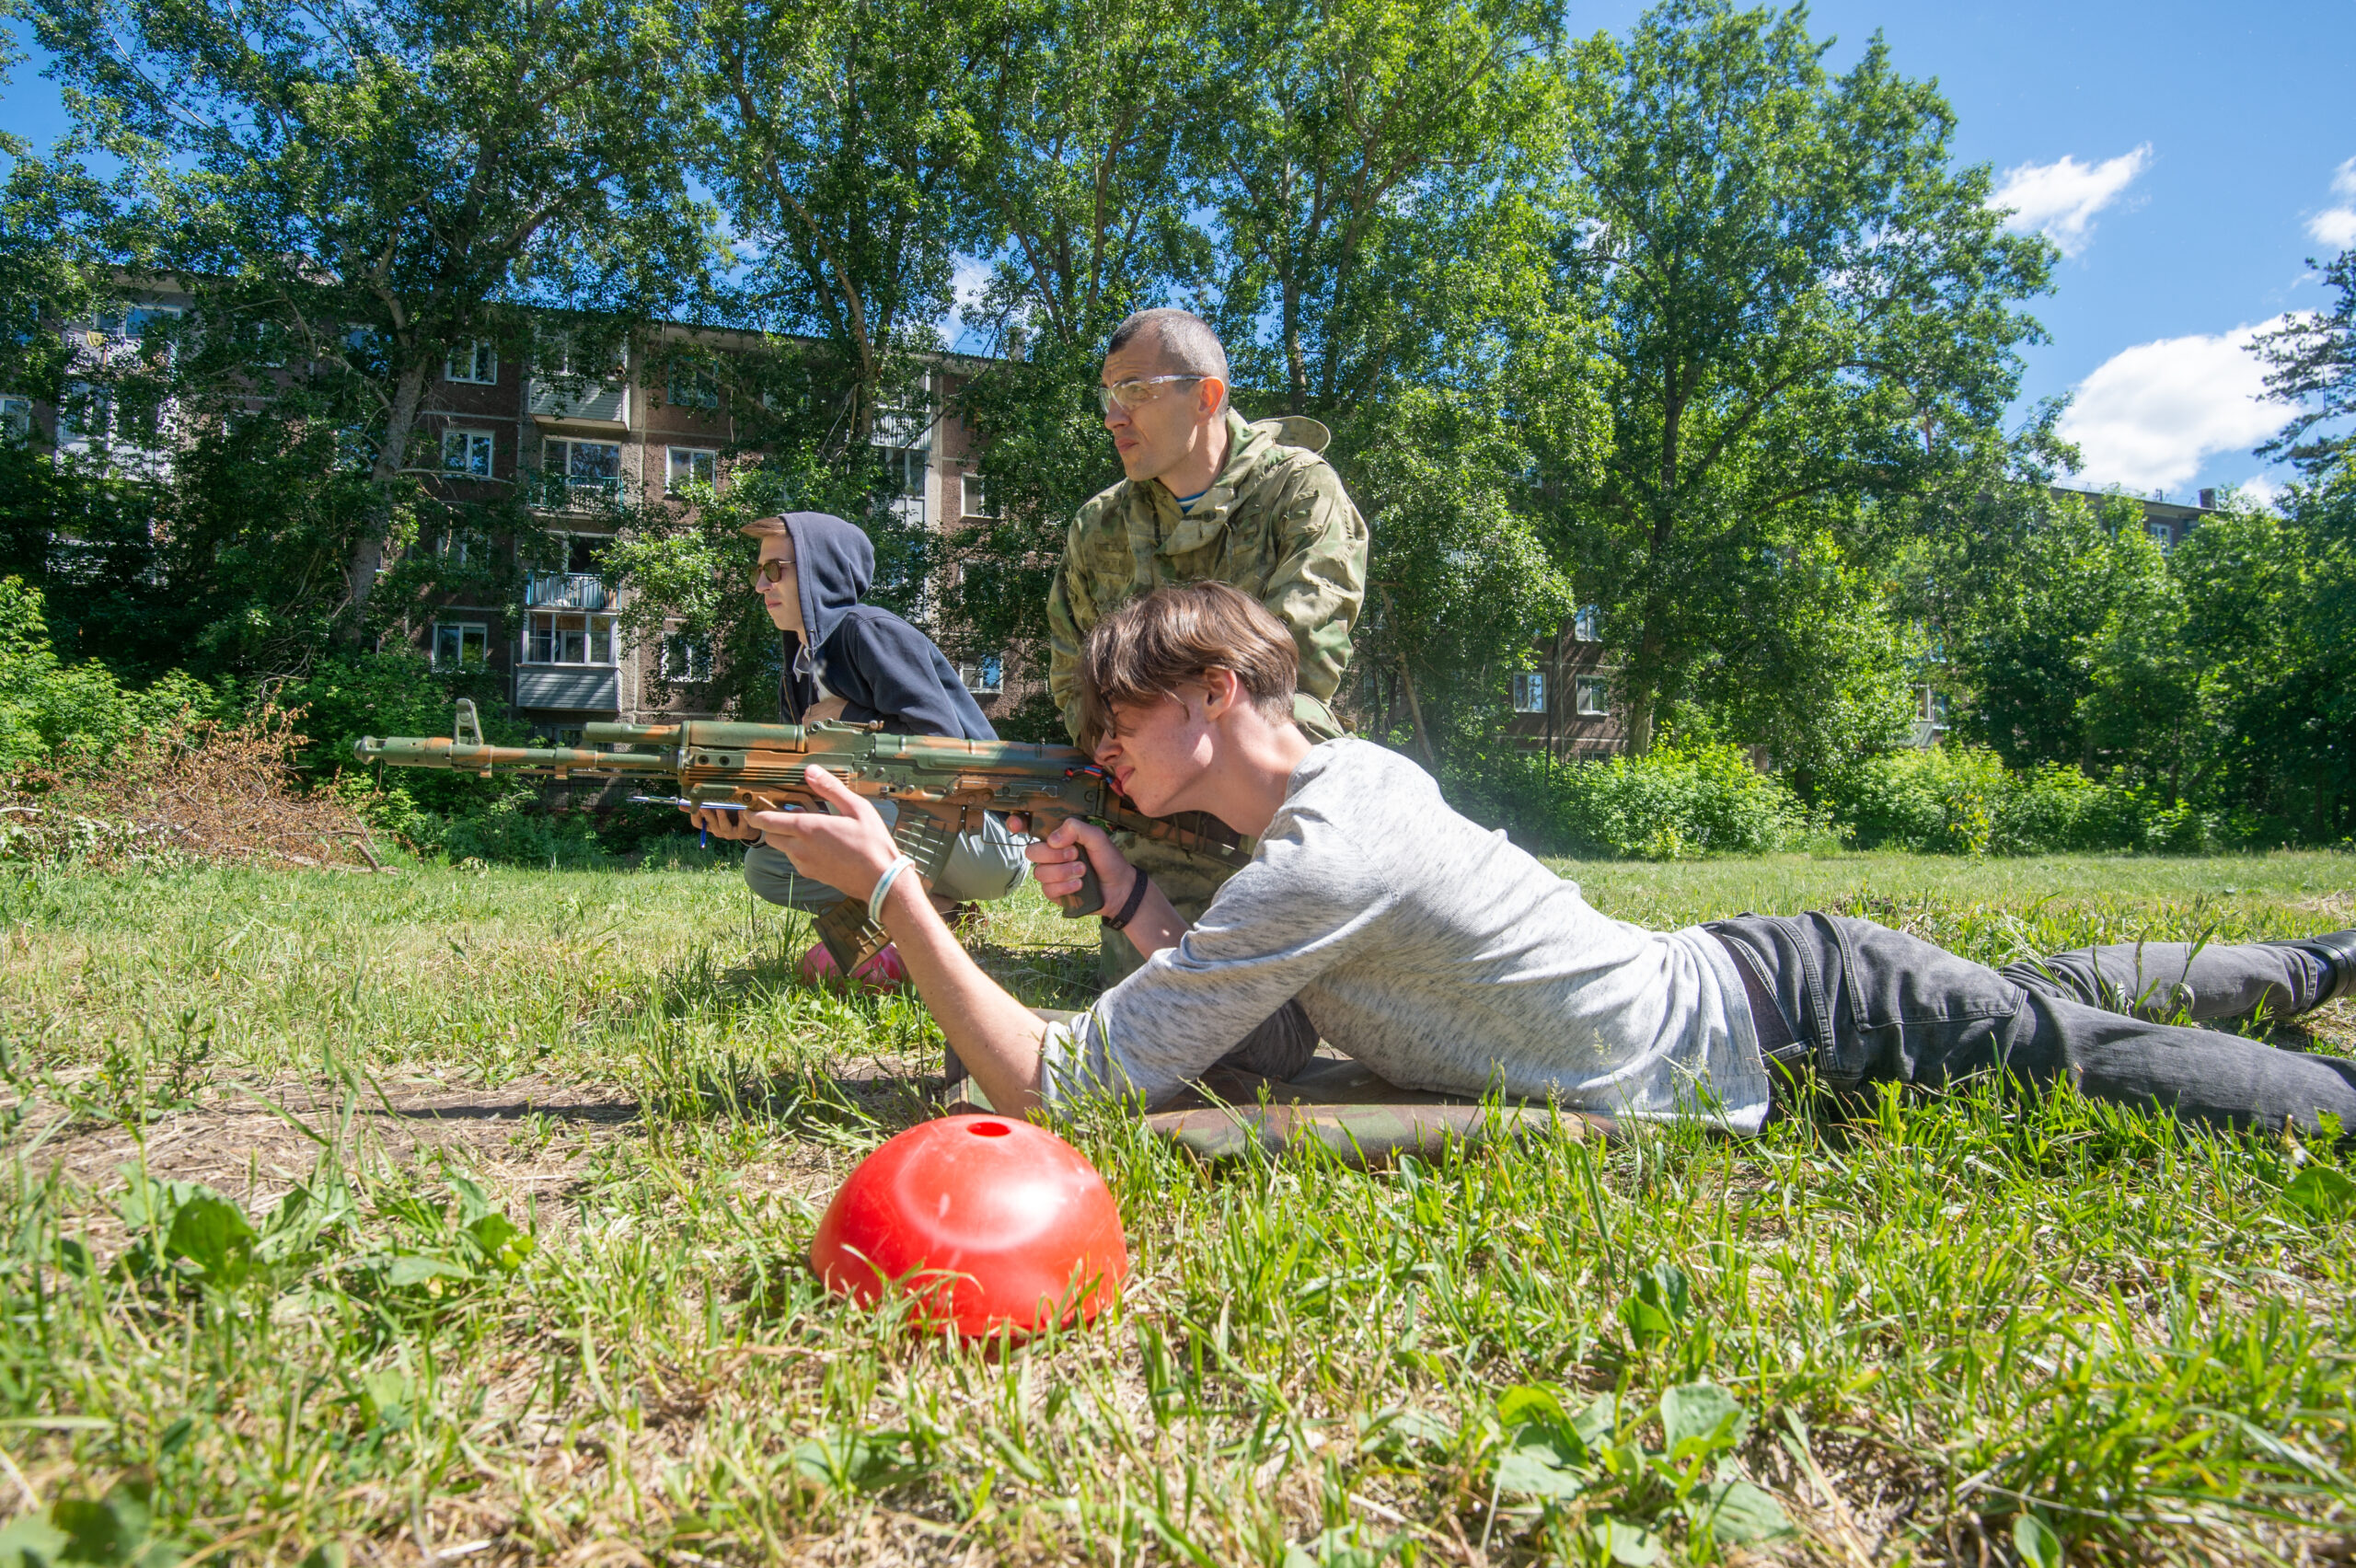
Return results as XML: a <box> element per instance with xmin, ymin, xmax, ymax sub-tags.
<box><xmin>1708</xmin><ymin>914</ymin><xmax>2356</xmax><ymax>1136</ymax></box>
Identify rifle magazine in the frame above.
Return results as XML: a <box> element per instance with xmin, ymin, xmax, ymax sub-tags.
<box><xmin>814</xmin><ymin>900</ymin><xmax>892</xmax><ymax>977</ymax></box>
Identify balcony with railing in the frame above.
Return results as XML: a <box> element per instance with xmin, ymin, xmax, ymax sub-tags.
<box><xmin>526</xmin><ymin>376</ymin><xmax>628</xmax><ymax>425</ymax></box>
<box><xmin>525</xmin><ymin>572</ymin><xmax>610</xmax><ymax>610</ymax></box>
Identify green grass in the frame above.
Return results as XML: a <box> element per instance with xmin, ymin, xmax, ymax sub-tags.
<box><xmin>2</xmin><ymin>849</ymin><xmax>2353</xmax><ymax>1565</ymax></box>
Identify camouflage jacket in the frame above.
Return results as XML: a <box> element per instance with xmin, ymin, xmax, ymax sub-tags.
<box><xmin>1047</xmin><ymin>409</ymin><xmax>1369</xmax><ymax>740</ymax></box>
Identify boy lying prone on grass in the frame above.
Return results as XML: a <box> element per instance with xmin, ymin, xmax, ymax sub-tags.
<box><xmin>745</xmin><ymin>582</ymin><xmax>2356</xmax><ymax>1135</ymax></box>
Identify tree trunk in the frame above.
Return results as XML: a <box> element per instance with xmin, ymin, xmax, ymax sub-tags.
<box><xmin>1623</xmin><ymin>623</ymin><xmax>1663</xmax><ymax>755</ymax></box>
<box><xmin>1397</xmin><ymin>655</ymin><xmax>1438</xmax><ymax>769</ymax></box>
<box><xmin>345</xmin><ymin>356</ymin><xmax>433</xmax><ymax>637</ymax></box>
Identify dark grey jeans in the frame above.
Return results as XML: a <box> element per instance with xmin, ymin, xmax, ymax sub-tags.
<box><xmin>1708</xmin><ymin>914</ymin><xmax>2356</xmax><ymax>1136</ymax></box>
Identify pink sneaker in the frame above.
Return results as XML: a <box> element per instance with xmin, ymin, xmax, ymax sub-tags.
<box><xmin>798</xmin><ymin>940</ymin><xmax>909</xmax><ymax>990</ymax></box>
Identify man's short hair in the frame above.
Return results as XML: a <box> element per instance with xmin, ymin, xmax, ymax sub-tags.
<box><xmin>1105</xmin><ymin>308</ymin><xmax>1230</xmax><ymax>408</ymax></box>
<box><xmin>1076</xmin><ymin>582</ymin><xmax>1298</xmax><ymax>752</ymax></box>
<box><xmin>740</xmin><ymin>515</ymin><xmax>789</xmax><ymax>539</ymax></box>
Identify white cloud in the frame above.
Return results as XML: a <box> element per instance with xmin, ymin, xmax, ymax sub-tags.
<box><xmin>1991</xmin><ymin>144</ymin><xmax>2152</xmax><ymax>258</ymax></box>
<box><xmin>2307</xmin><ymin>157</ymin><xmax>2356</xmax><ymax>250</ymax></box>
<box><xmin>2056</xmin><ymin>320</ymin><xmax>2286</xmax><ymax>492</ymax></box>
<box><xmin>2229</xmin><ymin>475</ymin><xmax>2286</xmax><ymax>511</ymax></box>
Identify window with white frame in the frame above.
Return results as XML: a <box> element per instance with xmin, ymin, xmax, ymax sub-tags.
<box><xmin>1575</xmin><ymin>676</ymin><xmax>1611</xmax><ymax>717</ymax></box>
<box><xmin>877</xmin><ymin>444</ymin><xmax>927</xmax><ymax>498</ymax></box>
<box><xmin>525</xmin><ymin>611</ymin><xmax>617</xmax><ymax>665</ymax></box>
<box><xmin>1573</xmin><ymin>605</ymin><xmax>1601</xmax><ymax>642</ymax></box>
<box><xmin>544</xmin><ymin>438</ymin><xmax>621</xmax><ymax>504</ymax></box>
<box><xmin>435</xmin><ymin>529</ymin><xmax>485</xmax><ymax>566</ymax></box>
<box><xmin>547</xmin><ymin>338</ymin><xmax>624</xmax><ymax>380</ymax></box>
<box><xmin>442</xmin><ymin>427</ymin><xmax>494</xmax><ymax>477</ymax></box>
<box><xmin>960</xmin><ymin>654</ymin><xmax>1003</xmax><ymax>696</ymax></box>
<box><xmin>1510</xmin><ymin>671</ymin><xmax>1547</xmax><ymax>713</ymax></box>
<box><xmin>666</xmin><ymin>446</ymin><xmax>717</xmax><ymax>493</ymax></box>
<box><xmin>962</xmin><ymin>472</ymin><xmax>993</xmax><ymax>517</ymax></box>
<box><xmin>445</xmin><ymin>340</ymin><xmax>498</xmax><ymax>385</ymax></box>
<box><xmin>2145</xmin><ymin>519</ymin><xmax>2174</xmax><ymax>552</ymax></box>
<box><xmin>124</xmin><ymin>306</ymin><xmax>181</xmax><ymax>363</ymax></box>
<box><xmin>662</xmin><ymin>631</ymin><xmax>713</xmax><ymax>681</ymax></box>
<box><xmin>665</xmin><ymin>363</ymin><xmax>719</xmax><ymax>409</ymax></box>
<box><xmin>433</xmin><ymin>621</ymin><xmax>490</xmax><ymax>672</ymax></box>
<box><xmin>61</xmin><ymin>381</ymin><xmax>111</xmax><ymax>442</ymax></box>
<box><xmin>0</xmin><ymin>397</ymin><xmax>29</xmax><ymax>444</ymax></box>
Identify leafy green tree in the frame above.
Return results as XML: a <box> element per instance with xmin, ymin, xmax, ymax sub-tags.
<box><xmin>1919</xmin><ymin>487</ymin><xmax>2146</xmax><ymax>770</ymax></box>
<box><xmin>2256</xmin><ymin>244</ymin><xmax>2354</xmax><ymax>484</ymax></box>
<box><xmin>1542</xmin><ymin>0</ymin><xmax>2052</xmax><ymax>754</ymax></box>
<box><xmin>1194</xmin><ymin>0</ymin><xmax>1558</xmax><ymax>418</ymax></box>
<box><xmin>934</xmin><ymin>0</ymin><xmax>1209</xmax><ymax>708</ymax></box>
<box><xmin>21</xmin><ymin>0</ymin><xmax>714</xmax><ymax>634</ymax></box>
<box><xmin>1346</xmin><ymin>386</ymin><xmax>1575</xmax><ymax>765</ymax></box>
<box><xmin>690</xmin><ymin>0</ymin><xmax>981</xmax><ymax>451</ymax></box>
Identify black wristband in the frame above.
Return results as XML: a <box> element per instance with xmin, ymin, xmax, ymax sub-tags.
<box><xmin>1103</xmin><ymin>870</ymin><xmax>1151</xmax><ymax>931</ymax></box>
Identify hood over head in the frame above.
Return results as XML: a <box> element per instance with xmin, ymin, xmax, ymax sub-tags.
<box><xmin>780</xmin><ymin>512</ymin><xmax>874</xmax><ymax>646</ymax></box>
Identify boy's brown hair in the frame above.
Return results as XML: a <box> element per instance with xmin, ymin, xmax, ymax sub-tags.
<box><xmin>1076</xmin><ymin>582</ymin><xmax>1299</xmax><ymax>751</ymax></box>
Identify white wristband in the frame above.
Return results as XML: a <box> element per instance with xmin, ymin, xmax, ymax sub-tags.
<box><xmin>868</xmin><ymin>854</ymin><xmax>918</xmax><ymax>925</ymax></box>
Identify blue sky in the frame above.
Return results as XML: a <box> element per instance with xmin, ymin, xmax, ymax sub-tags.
<box><xmin>7</xmin><ymin>1</ymin><xmax>2351</xmax><ymax>505</ymax></box>
<box><xmin>1564</xmin><ymin>0</ymin><xmax>2356</xmax><ymax>505</ymax></box>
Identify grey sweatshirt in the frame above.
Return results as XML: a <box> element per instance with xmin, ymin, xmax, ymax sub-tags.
<box><xmin>1042</xmin><ymin>738</ymin><xmax>1769</xmax><ymax>1130</ymax></box>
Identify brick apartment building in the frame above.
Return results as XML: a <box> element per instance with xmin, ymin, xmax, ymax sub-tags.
<box><xmin>8</xmin><ymin>294</ymin><xmax>1024</xmax><ymax>743</ymax></box>
<box><xmin>6</xmin><ymin>295</ymin><xmax>2235</xmax><ymax>762</ymax></box>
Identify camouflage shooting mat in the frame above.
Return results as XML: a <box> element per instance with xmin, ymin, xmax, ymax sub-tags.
<box><xmin>1140</xmin><ymin>1055</ymin><xmax>1617</xmax><ymax>1168</ymax></box>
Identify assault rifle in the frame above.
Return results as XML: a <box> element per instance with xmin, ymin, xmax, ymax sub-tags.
<box><xmin>353</xmin><ymin>700</ymin><xmax>1253</xmax><ymax>973</ymax></box>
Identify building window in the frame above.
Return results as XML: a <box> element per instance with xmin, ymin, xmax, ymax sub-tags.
<box><xmin>666</xmin><ymin>446</ymin><xmax>717</xmax><ymax>493</ymax></box>
<box><xmin>962</xmin><ymin>473</ymin><xmax>993</xmax><ymax>517</ymax></box>
<box><xmin>1576</xmin><ymin>676</ymin><xmax>1611</xmax><ymax>717</ymax></box>
<box><xmin>662</xmin><ymin>632</ymin><xmax>712</xmax><ymax>681</ymax></box>
<box><xmin>442</xmin><ymin>428</ymin><xmax>494</xmax><ymax>477</ymax></box>
<box><xmin>1573</xmin><ymin>605</ymin><xmax>1601</xmax><ymax>642</ymax></box>
<box><xmin>433</xmin><ymin>621</ymin><xmax>490</xmax><ymax>672</ymax></box>
<box><xmin>1919</xmin><ymin>686</ymin><xmax>1951</xmax><ymax>731</ymax></box>
<box><xmin>525</xmin><ymin>611</ymin><xmax>617</xmax><ymax>665</ymax></box>
<box><xmin>665</xmin><ymin>364</ymin><xmax>719</xmax><ymax>409</ymax></box>
<box><xmin>2145</xmin><ymin>519</ymin><xmax>2174</xmax><ymax>552</ymax></box>
<box><xmin>436</xmin><ymin>529</ymin><xmax>486</xmax><ymax>566</ymax></box>
<box><xmin>545</xmin><ymin>338</ymin><xmax>623</xmax><ymax>380</ymax></box>
<box><xmin>878</xmin><ymin>444</ymin><xmax>927</xmax><ymax>498</ymax></box>
<box><xmin>445</xmin><ymin>340</ymin><xmax>498</xmax><ymax>385</ymax></box>
<box><xmin>0</xmin><ymin>397</ymin><xmax>29</xmax><ymax>444</ymax></box>
<box><xmin>960</xmin><ymin>655</ymin><xmax>1003</xmax><ymax>696</ymax></box>
<box><xmin>544</xmin><ymin>438</ymin><xmax>621</xmax><ymax>505</ymax></box>
<box><xmin>1510</xmin><ymin>671</ymin><xmax>1547</xmax><ymax>713</ymax></box>
<box><xmin>60</xmin><ymin>382</ymin><xmax>112</xmax><ymax>443</ymax></box>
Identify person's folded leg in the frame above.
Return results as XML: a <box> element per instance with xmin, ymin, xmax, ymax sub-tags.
<box><xmin>743</xmin><ymin>841</ymin><xmax>849</xmax><ymax>913</ymax></box>
<box><xmin>1999</xmin><ymin>940</ymin><xmax>2341</xmax><ymax>1022</ymax></box>
<box><xmin>1719</xmin><ymin>912</ymin><xmax>2356</xmax><ymax>1136</ymax></box>
<box><xmin>932</xmin><ymin>811</ymin><xmax>1029</xmax><ymax>905</ymax></box>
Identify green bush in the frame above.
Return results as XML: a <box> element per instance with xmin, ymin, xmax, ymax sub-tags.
<box><xmin>1820</xmin><ymin>744</ymin><xmax>2224</xmax><ymax>855</ymax></box>
<box><xmin>429</xmin><ymin>788</ymin><xmax>609</xmax><ymax>868</ymax></box>
<box><xmin>0</xmin><ymin>576</ymin><xmax>217</xmax><ymax>775</ymax></box>
<box><xmin>1551</xmin><ymin>742</ymin><xmax>1809</xmax><ymax>859</ymax></box>
<box><xmin>1436</xmin><ymin>739</ymin><xmax>1807</xmax><ymax>859</ymax></box>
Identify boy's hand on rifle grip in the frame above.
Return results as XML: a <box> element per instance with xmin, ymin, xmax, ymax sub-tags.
<box><xmin>1017</xmin><ymin>816</ymin><xmax>1133</xmax><ymax>914</ymax></box>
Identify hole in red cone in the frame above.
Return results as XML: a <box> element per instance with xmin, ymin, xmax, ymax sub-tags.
<box><xmin>967</xmin><ymin>1121</ymin><xmax>1011</xmax><ymax>1137</ymax></box>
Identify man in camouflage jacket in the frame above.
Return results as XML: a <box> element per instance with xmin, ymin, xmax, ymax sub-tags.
<box><xmin>1047</xmin><ymin>309</ymin><xmax>1368</xmax><ymax>1017</ymax></box>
